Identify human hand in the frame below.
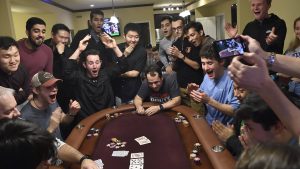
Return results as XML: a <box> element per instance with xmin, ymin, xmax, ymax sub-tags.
<box><xmin>212</xmin><ymin>120</ymin><xmax>234</xmax><ymax>142</ymax></box>
<box><xmin>68</xmin><ymin>99</ymin><xmax>81</xmax><ymax>116</ymax></box>
<box><xmin>228</xmin><ymin>35</ymin><xmax>270</xmax><ymax>92</ymax></box>
<box><xmin>124</xmin><ymin>44</ymin><xmax>136</xmax><ymax>57</ymax></box>
<box><xmin>190</xmin><ymin>90</ymin><xmax>210</xmax><ymax>103</ymax></box>
<box><xmin>266</xmin><ymin>27</ymin><xmax>278</xmax><ymax>45</ymax></box>
<box><xmin>81</xmin><ymin>159</ymin><xmax>102</xmax><ymax>169</ymax></box>
<box><xmin>136</xmin><ymin>106</ymin><xmax>145</xmax><ymax>115</ymax></box>
<box><xmin>239</xmin><ymin>125</ymin><xmax>258</xmax><ymax>149</ymax></box>
<box><xmin>165</xmin><ymin>65</ymin><xmax>173</xmax><ymax>74</ymax></box>
<box><xmin>145</xmin><ymin>106</ymin><xmax>160</xmax><ymax>116</ymax></box>
<box><xmin>78</xmin><ymin>35</ymin><xmax>91</xmax><ymax>52</ymax></box>
<box><xmin>100</xmin><ymin>33</ymin><xmax>117</xmax><ymax>49</ymax></box>
<box><xmin>168</xmin><ymin>46</ymin><xmax>181</xmax><ymax>58</ymax></box>
<box><xmin>56</xmin><ymin>42</ymin><xmax>65</xmax><ymax>54</ymax></box>
<box><xmin>225</xmin><ymin>22</ymin><xmax>238</xmax><ymax>38</ymax></box>
<box><xmin>187</xmin><ymin>83</ymin><xmax>199</xmax><ymax>95</ymax></box>
<box><xmin>48</xmin><ymin>107</ymin><xmax>63</xmax><ymax>133</ymax></box>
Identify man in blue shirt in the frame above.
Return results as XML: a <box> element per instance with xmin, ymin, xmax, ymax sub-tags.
<box><xmin>189</xmin><ymin>45</ymin><xmax>239</xmax><ymax>125</ymax></box>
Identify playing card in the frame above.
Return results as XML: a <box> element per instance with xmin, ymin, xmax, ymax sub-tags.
<box><xmin>94</xmin><ymin>159</ymin><xmax>104</xmax><ymax>169</ymax></box>
<box><xmin>130</xmin><ymin>158</ymin><xmax>144</xmax><ymax>165</ymax></box>
<box><xmin>135</xmin><ymin>136</ymin><xmax>151</xmax><ymax>145</ymax></box>
<box><xmin>112</xmin><ymin>150</ymin><xmax>129</xmax><ymax>157</ymax></box>
<box><xmin>134</xmin><ymin>136</ymin><xmax>147</xmax><ymax>142</ymax></box>
<box><xmin>131</xmin><ymin>152</ymin><xmax>144</xmax><ymax>158</ymax></box>
<box><xmin>138</xmin><ymin>139</ymin><xmax>151</xmax><ymax>145</ymax></box>
<box><xmin>129</xmin><ymin>164</ymin><xmax>143</xmax><ymax>169</ymax></box>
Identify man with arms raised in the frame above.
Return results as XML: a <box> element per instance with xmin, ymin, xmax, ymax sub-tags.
<box><xmin>71</xmin><ymin>9</ymin><xmax>113</xmax><ymax>68</ymax></box>
<box><xmin>65</xmin><ymin>34</ymin><xmax>128</xmax><ymax>122</ymax></box>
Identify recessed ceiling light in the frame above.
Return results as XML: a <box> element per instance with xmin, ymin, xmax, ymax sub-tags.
<box><xmin>90</xmin><ymin>4</ymin><xmax>94</xmax><ymax>7</ymax></box>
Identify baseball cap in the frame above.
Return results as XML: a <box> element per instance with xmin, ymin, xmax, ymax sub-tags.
<box><xmin>31</xmin><ymin>71</ymin><xmax>62</xmax><ymax>88</ymax></box>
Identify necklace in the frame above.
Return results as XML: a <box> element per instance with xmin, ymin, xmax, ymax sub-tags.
<box><xmin>32</xmin><ymin>98</ymin><xmax>45</xmax><ymax>110</ymax></box>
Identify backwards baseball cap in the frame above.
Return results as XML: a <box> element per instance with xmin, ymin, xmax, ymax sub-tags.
<box><xmin>31</xmin><ymin>71</ymin><xmax>62</xmax><ymax>88</ymax></box>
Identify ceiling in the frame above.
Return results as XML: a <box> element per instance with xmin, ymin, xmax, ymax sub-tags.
<box><xmin>11</xmin><ymin>0</ymin><xmax>194</xmax><ymax>13</ymax></box>
<box><xmin>49</xmin><ymin>0</ymin><xmax>191</xmax><ymax>11</ymax></box>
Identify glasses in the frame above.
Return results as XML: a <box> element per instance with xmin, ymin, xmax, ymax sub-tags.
<box><xmin>172</xmin><ymin>26</ymin><xmax>183</xmax><ymax>32</ymax></box>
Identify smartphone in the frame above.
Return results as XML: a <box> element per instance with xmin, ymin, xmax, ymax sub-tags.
<box><xmin>213</xmin><ymin>37</ymin><xmax>247</xmax><ymax>58</ymax></box>
<box><xmin>231</xmin><ymin>4</ymin><xmax>237</xmax><ymax>28</ymax></box>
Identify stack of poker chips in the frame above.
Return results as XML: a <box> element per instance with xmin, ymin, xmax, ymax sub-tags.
<box><xmin>189</xmin><ymin>143</ymin><xmax>202</xmax><ymax>165</ymax></box>
<box><xmin>105</xmin><ymin>113</ymin><xmax>124</xmax><ymax>120</ymax></box>
<box><xmin>86</xmin><ymin>128</ymin><xmax>100</xmax><ymax>138</ymax></box>
<box><xmin>174</xmin><ymin>112</ymin><xmax>189</xmax><ymax>127</ymax></box>
<box><xmin>106</xmin><ymin>137</ymin><xmax>127</xmax><ymax>149</ymax></box>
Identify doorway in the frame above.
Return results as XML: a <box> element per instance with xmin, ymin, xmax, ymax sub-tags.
<box><xmin>136</xmin><ymin>22</ymin><xmax>151</xmax><ymax>47</ymax></box>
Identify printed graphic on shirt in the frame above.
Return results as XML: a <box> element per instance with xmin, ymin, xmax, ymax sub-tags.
<box><xmin>149</xmin><ymin>92</ymin><xmax>171</xmax><ymax>103</ymax></box>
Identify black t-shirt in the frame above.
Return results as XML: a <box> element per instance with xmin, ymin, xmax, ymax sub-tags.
<box><xmin>137</xmin><ymin>73</ymin><xmax>180</xmax><ymax>103</ymax></box>
<box><xmin>173</xmin><ymin>37</ymin><xmax>205</xmax><ymax>88</ymax></box>
<box><xmin>70</xmin><ymin>29</ymin><xmax>114</xmax><ymax>68</ymax></box>
<box><xmin>111</xmin><ymin>43</ymin><xmax>147</xmax><ymax>101</ymax></box>
<box><xmin>243</xmin><ymin>13</ymin><xmax>286</xmax><ymax>54</ymax></box>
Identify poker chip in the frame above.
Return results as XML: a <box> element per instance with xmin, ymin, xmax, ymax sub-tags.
<box><xmin>109</xmin><ymin>144</ymin><xmax>116</xmax><ymax>148</ymax></box>
<box><xmin>178</xmin><ymin>115</ymin><xmax>186</xmax><ymax>120</ymax></box>
<box><xmin>107</xmin><ymin>138</ymin><xmax>127</xmax><ymax>149</ymax></box>
<box><xmin>105</xmin><ymin>114</ymin><xmax>111</xmax><ymax>120</ymax></box>
<box><xmin>194</xmin><ymin>143</ymin><xmax>202</xmax><ymax>150</ymax></box>
<box><xmin>174</xmin><ymin>117</ymin><xmax>182</xmax><ymax>123</ymax></box>
<box><xmin>194</xmin><ymin>157</ymin><xmax>201</xmax><ymax>165</ymax></box>
<box><xmin>192</xmin><ymin>149</ymin><xmax>198</xmax><ymax>155</ymax></box>
<box><xmin>190</xmin><ymin>153</ymin><xmax>196</xmax><ymax>159</ymax></box>
<box><xmin>182</xmin><ymin>120</ymin><xmax>189</xmax><ymax>127</ymax></box>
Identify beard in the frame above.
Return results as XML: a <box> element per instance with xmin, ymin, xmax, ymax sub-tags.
<box><xmin>28</xmin><ymin>35</ymin><xmax>43</xmax><ymax>50</ymax></box>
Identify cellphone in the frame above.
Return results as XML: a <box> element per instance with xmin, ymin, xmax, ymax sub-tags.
<box><xmin>213</xmin><ymin>37</ymin><xmax>247</xmax><ymax>59</ymax></box>
<box><xmin>231</xmin><ymin>4</ymin><xmax>237</xmax><ymax>28</ymax></box>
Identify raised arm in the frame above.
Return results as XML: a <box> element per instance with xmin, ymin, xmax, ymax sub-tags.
<box><xmin>228</xmin><ymin>35</ymin><xmax>300</xmax><ymax>136</ymax></box>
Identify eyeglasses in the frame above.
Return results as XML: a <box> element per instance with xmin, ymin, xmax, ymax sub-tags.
<box><xmin>172</xmin><ymin>26</ymin><xmax>183</xmax><ymax>32</ymax></box>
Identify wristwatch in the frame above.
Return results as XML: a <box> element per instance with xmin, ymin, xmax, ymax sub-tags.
<box><xmin>159</xmin><ymin>104</ymin><xmax>164</xmax><ymax>111</ymax></box>
<box><xmin>266</xmin><ymin>52</ymin><xmax>276</xmax><ymax>67</ymax></box>
<box><xmin>79</xmin><ymin>155</ymin><xmax>91</xmax><ymax>164</ymax></box>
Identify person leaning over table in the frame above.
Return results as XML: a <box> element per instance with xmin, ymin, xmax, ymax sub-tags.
<box><xmin>134</xmin><ymin>64</ymin><xmax>181</xmax><ymax>116</ymax></box>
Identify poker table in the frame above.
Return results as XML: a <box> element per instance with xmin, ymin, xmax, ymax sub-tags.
<box><xmin>65</xmin><ymin>103</ymin><xmax>235</xmax><ymax>169</ymax></box>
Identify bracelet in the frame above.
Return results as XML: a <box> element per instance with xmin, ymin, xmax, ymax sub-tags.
<box><xmin>79</xmin><ymin>155</ymin><xmax>91</xmax><ymax>164</ymax></box>
<box><xmin>266</xmin><ymin>52</ymin><xmax>276</xmax><ymax>67</ymax></box>
<box><xmin>159</xmin><ymin>104</ymin><xmax>164</xmax><ymax>111</ymax></box>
